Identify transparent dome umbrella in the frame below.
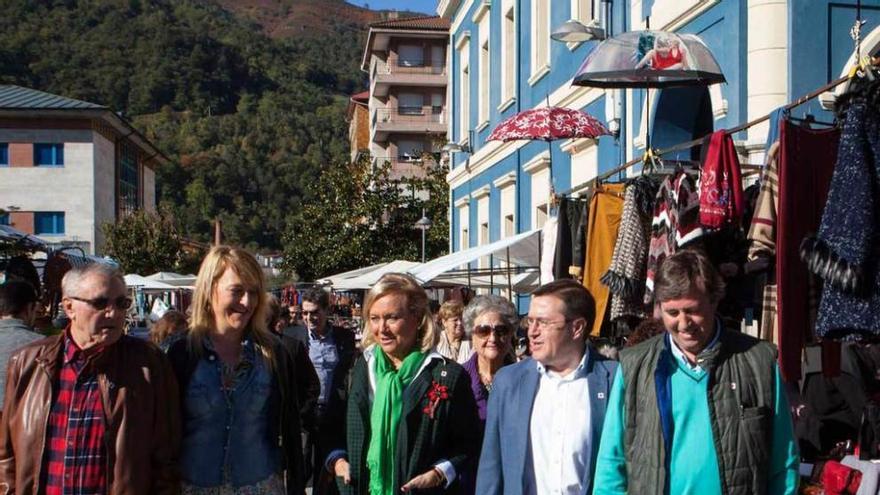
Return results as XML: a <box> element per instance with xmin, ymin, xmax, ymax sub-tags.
<box><xmin>572</xmin><ymin>30</ymin><xmax>725</xmax><ymax>89</ymax></box>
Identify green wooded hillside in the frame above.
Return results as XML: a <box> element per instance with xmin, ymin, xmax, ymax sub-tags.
<box><xmin>0</xmin><ymin>0</ymin><xmax>369</xmax><ymax>250</ymax></box>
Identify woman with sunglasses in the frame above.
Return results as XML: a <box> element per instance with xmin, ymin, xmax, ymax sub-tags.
<box><xmin>167</xmin><ymin>246</ymin><xmax>304</xmax><ymax>494</ymax></box>
<box><xmin>331</xmin><ymin>273</ymin><xmax>481</xmax><ymax>494</ymax></box>
<box><xmin>460</xmin><ymin>295</ymin><xmax>517</xmax><ymax>426</ymax></box>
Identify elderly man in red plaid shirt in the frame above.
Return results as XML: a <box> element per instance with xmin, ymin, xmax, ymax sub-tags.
<box><xmin>0</xmin><ymin>263</ymin><xmax>180</xmax><ymax>494</ymax></box>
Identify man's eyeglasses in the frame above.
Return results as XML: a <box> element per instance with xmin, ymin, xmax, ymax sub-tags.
<box><xmin>301</xmin><ymin>310</ymin><xmax>322</xmax><ymax>317</ymax></box>
<box><xmin>524</xmin><ymin>317</ymin><xmax>569</xmax><ymax>331</ymax></box>
<box><xmin>472</xmin><ymin>324</ymin><xmax>512</xmax><ymax>338</ymax></box>
<box><xmin>69</xmin><ymin>296</ymin><xmax>133</xmax><ymax>311</ymax></box>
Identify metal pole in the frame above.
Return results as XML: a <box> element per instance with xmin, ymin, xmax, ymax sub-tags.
<box><xmin>506</xmin><ymin>246</ymin><xmax>513</xmax><ymax>302</ymax></box>
<box><xmin>421</xmin><ymin>228</ymin><xmax>426</xmax><ymax>263</ymax></box>
<box><xmin>490</xmin><ymin>254</ymin><xmax>495</xmax><ymax>292</ymax></box>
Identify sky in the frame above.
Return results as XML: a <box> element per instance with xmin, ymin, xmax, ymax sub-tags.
<box><xmin>347</xmin><ymin>0</ymin><xmax>437</xmax><ymax>15</ymax></box>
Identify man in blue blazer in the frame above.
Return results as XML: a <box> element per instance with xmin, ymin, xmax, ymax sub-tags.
<box><xmin>476</xmin><ymin>279</ymin><xmax>618</xmax><ymax>495</ymax></box>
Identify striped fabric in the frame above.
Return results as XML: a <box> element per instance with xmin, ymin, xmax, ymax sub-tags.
<box><xmin>43</xmin><ymin>337</ymin><xmax>107</xmax><ymax>495</ymax></box>
<box><xmin>645</xmin><ymin>172</ymin><xmax>704</xmax><ymax>305</ymax></box>
<box><xmin>747</xmin><ymin>141</ymin><xmax>780</xmax><ymax>261</ymax></box>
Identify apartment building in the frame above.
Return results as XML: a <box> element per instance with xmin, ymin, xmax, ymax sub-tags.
<box><xmin>361</xmin><ymin>15</ymin><xmax>450</xmax><ymax>180</ymax></box>
<box><xmin>0</xmin><ymin>85</ymin><xmax>166</xmax><ymax>255</ymax></box>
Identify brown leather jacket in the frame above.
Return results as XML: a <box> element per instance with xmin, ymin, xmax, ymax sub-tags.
<box><xmin>0</xmin><ymin>333</ymin><xmax>181</xmax><ymax>494</ymax></box>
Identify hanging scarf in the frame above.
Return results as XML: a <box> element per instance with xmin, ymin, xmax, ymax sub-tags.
<box><xmin>367</xmin><ymin>348</ymin><xmax>427</xmax><ymax>494</ymax></box>
<box><xmin>699</xmin><ymin>130</ymin><xmax>744</xmax><ymax>229</ymax></box>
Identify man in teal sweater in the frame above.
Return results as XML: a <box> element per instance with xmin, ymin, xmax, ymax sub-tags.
<box><xmin>594</xmin><ymin>249</ymin><xmax>799</xmax><ymax>495</ymax></box>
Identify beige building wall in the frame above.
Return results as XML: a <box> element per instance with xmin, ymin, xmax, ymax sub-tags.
<box><xmin>93</xmin><ymin>131</ymin><xmax>116</xmax><ymax>254</ymax></box>
<box><xmin>0</xmin><ymin>128</ymin><xmax>97</xmax><ymax>251</ymax></box>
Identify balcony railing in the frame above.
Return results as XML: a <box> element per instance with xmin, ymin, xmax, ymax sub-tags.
<box><xmin>373</xmin><ymin>107</ymin><xmax>446</xmax><ymax>125</ymax></box>
<box><xmin>374</xmin><ymin>56</ymin><xmax>447</xmax><ymax>76</ymax></box>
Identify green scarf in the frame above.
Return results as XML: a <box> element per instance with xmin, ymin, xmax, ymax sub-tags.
<box><xmin>366</xmin><ymin>348</ymin><xmax>427</xmax><ymax>494</ymax></box>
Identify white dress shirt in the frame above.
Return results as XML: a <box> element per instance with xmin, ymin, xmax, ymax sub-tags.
<box><xmin>527</xmin><ymin>352</ymin><xmax>591</xmax><ymax>495</ymax></box>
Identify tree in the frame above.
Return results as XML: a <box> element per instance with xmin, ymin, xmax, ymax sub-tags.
<box><xmin>102</xmin><ymin>209</ymin><xmax>182</xmax><ymax>275</ymax></box>
<box><xmin>281</xmin><ymin>154</ymin><xmax>449</xmax><ymax>281</ymax></box>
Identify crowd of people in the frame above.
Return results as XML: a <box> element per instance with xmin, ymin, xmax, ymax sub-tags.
<box><xmin>0</xmin><ymin>245</ymin><xmax>799</xmax><ymax>494</ymax></box>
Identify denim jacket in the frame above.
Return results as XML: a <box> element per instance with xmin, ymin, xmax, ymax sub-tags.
<box><xmin>179</xmin><ymin>338</ymin><xmax>281</xmax><ymax>487</ymax></box>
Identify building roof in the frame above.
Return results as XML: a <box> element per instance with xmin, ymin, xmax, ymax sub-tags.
<box><xmin>0</xmin><ymin>85</ymin><xmax>169</xmax><ymax>166</ymax></box>
<box><xmin>351</xmin><ymin>91</ymin><xmax>370</xmax><ymax>103</ymax></box>
<box><xmin>369</xmin><ymin>15</ymin><xmax>450</xmax><ymax>31</ymax></box>
<box><xmin>0</xmin><ymin>85</ymin><xmax>106</xmax><ymax>110</ymax></box>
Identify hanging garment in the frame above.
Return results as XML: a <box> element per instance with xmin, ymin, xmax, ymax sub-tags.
<box><xmin>644</xmin><ymin>171</ymin><xmax>704</xmax><ymax>305</ymax></box>
<box><xmin>539</xmin><ymin>216</ymin><xmax>559</xmax><ymax>284</ymax></box>
<box><xmin>699</xmin><ymin>130</ymin><xmax>744</xmax><ymax>229</ymax></box>
<box><xmin>765</xmin><ymin>107</ymin><xmax>785</xmax><ymax>154</ymax></box>
<box><xmin>583</xmin><ymin>183</ymin><xmax>625</xmax><ymax>336</ymax></box>
<box><xmin>570</xmin><ymin>201</ymin><xmax>589</xmax><ymax>280</ymax></box>
<box><xmin>602</xmin><ymin>176</ymin><xmax>658</xmax><ymax>322</ymax></box>
<box><xmin>746</xmin><ymin>141</ymin><xmax>781</xmax><ymax>344</ymax></box>
<box><xmin>802</xmin><ymin>95</ymin><xmax>880</xmax><ymax>341</ymax></box>
<box><xmin>841</xmin><ymin>455</ymin><xmax>880</xmax><ymax>495</ymax></box>
<box><xmin>554</xmin><ymin>199</ymin><xmax>587</xmax><ymax>280</ymax></box>
<box><xmin>775</xmin><ymin>119</ymin><xmax>840</xmax><ymax>382</ymax></box>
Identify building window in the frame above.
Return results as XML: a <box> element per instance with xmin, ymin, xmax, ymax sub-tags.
<box><xmin>34</xmin><ymin>212</ymin><xmax>65</xmax><ymax>235</ymax></box>
<box><xmin>458</xmin><ymin>35</ymin><xmax>471</xmax><ymax>144</ymax></box>
<box><xmin>398</xmin><ymin>44</ymin><xmax>424</xmax><ymax>67</ymax></box>
<box><xmin>572</xmin><ymin>0</ymin><xmax>594</xmax><ymax>24</ymax></box>
<box><xmin>34</xmin><ymin>143</ymin><xmax>64</xmax><ymax>167</ymax></box>
<box><xmin>0</xmin><ymin>143</ymin><xmax>7</xmax><ymax>166</ymax></box>
<box><xmin>530</xmin><ymin>0</ymin><xmax>550</xmax><ymax>79</ymax></box>
<box><xmin>501</xmin><ymin>5</ymin><xmax>517</xmax><ymax>106</ymax></box>
<box><xmin>398</xmin><ymin>92</ymin><xmax>424</xmax><ymax>115</ymax></box>
<box><xmin>119</xmin><ymin>142</ymin><xmax>140</xmax><ymax>216</ymax></box>
<box><xmin>0</xmin><ymin>213</ymin><xmax>8</xmax><ymax>226</ymax></box>
<box><xmin>478</xmin><ymin>12</ymin><xmax>491</xmax><ymax>126</ymax></box>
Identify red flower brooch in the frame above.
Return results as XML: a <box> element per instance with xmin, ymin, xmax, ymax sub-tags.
<box><xmin>422</xmin><ymin>381</ymin><xmax>449</xmax><ymax>419</ymax></box>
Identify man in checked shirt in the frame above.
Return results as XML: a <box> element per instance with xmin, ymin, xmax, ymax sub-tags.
<box><xmin>0</xmin><ymin>263</ymin><xmax>180</xmax><ymax>494</ymax></box>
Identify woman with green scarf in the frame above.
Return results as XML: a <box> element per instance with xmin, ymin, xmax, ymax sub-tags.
<box><xmin>330</xmin><ymin>273</ymin><xmax>482</xmax><ymax>494</ymax></box>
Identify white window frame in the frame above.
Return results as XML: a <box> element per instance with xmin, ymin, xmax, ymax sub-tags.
<box><xmin>476</xmin><ymin>5</ymin><xmax>491</xmax><ymax>128</ymax></box>
<box><xmin>529</xmin><ymin>0</ymin><xmax>550</xmax><ymax>85</ymax></box>
<box><xmin>524</xmin><ymin>151</ymin><xmax>551</xmax><ymax>229</ymax></box>
<box><xmin>499</xmin><ymin>2</ymin><xmax>517</xmax><ymax>111</ymax></box>
<box><xmin>456</xmin><ymin>35</ymin><xmax>471</xmax><ymax>145</ymax></box>
<box><xmin>571</xmin><ymin>0</ymin><xmax>594</xmax><ymax>25</ymax></box>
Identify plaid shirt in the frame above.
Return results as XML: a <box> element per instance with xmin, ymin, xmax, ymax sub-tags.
<box><xmin>43</xmin><ymin>335</ymin><xmax>108</xmax><ymax>495</ymax></box>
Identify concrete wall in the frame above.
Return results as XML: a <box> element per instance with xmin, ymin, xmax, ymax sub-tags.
<box><xmin>92</xmin><ymin>131</ymin><xmax>116</xmax><ymax>254</ymax></box>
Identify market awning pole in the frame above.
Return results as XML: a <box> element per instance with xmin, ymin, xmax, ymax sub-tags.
<box><xmin>537</xmin><ymin>230</ymin><xmax>543</xmax><ymax>286</ymax></box>
<box><xmin>490</xmin><ymin>254</ymin><xmax>495</xmax><ymax>292</ymax></box>
<box><xmin>506</xmin><ymin>246</ymin><xmax>513</xmax><ymax>302</ymax></box>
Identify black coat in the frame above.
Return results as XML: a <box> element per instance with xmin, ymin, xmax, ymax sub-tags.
<box><xmin>283</xmin><ymin>324</ymin><xmax>357</xmax><ymax>429</ymax></box>
<box><xmin>340</xmin><ymin>351</ymin><xmax>482</xmax><ymax>495</ymax></box>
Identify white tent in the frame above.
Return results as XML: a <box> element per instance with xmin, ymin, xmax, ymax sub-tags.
<box><xmin>124</xmin><ymin>274</ymin><xmax>177</xmax><ymax>291</ymax></box>
<box><xmin>316</xmin><ymin>262</ymin><xmax>389</xmax><ymax>287</ymax></box>
<box><xmin>146</xmin><ymin>271</ymin><xmax>197</xmax><ymax>288</ymax></box>
<box><xmin>410</xmin><ymin>229</ymin><xmax>541</xmax><ymax>292</ymax></box>
<box><xmin>331</xmin><ymin>260</ymin><xmax>422</xmax><ymax>290</ymax></box>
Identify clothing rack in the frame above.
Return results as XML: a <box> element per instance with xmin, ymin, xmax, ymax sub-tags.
<box><xmin>557</xmin><ymin>73</ymin><xmax>853</xmax><ymax>198</ymax></box>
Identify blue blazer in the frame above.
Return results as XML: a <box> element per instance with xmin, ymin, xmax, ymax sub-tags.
<box><xmin>475</xmin><ymin>347</ymin><xmax>618</xmax><ymax>495</ymax></box>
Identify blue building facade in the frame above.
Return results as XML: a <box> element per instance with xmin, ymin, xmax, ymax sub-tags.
<box><xmin>438</xmin><ymin>0</ymin><xmax>880</xmax><ymax>308</ymax></box>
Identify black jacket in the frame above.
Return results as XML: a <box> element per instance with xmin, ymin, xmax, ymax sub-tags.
<box><xmin>283</xmin><ymin>324</ymin><xmax>357</xmax><ymax>428</ymax></box>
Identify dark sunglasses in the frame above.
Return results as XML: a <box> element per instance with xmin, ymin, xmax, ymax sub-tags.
<box><xmin>473</xmin><ymin>324</ymin><xmax>512</xmax><ymax>338</ymax></box>
<box><xmin>69</xmin><ymin>296</ymin><xmax>133</xmax><ymax>311</ymax></box>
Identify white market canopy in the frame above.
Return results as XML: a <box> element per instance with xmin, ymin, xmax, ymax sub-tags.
<box><xmin>146</xmin><ymin>271</ymin><xmax>197</xmax><ymax>288</ymax></box>
<box><xmin>411</xmin><ymin>229</ymin><xmax>542</xmax><ymax>292</ymax></box>
<box><xmin>331</xmin><ymin>260</ymin><xmax>422</xmax><ymax>290</ymax></box>
<box><xmin>316</xmin><ymin>262</ymin><xmax>389</xmax><ymax>287</ymax></box>
<box><xmin>124</xmin><ymin>274</ymin><xmax>177</xmax><ymax>291</ymax></box>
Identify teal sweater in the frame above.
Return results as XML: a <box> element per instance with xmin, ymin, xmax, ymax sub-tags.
<box><xmin>594</xmin><ymin>354</ymin><xmax>799</xmax><ymax>494</ymax></box>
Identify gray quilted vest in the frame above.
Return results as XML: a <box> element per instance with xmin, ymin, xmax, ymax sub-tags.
<box><xmin>618</xmin><ymin>329</ymin><xmax>777</xmax><ymax>495</ymax></box>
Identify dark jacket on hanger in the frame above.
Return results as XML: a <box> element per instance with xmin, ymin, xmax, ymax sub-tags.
<box><xmin>802</xmin><ymin>92</ymin><xmax>880</xmax><ymax>341</ymax></box>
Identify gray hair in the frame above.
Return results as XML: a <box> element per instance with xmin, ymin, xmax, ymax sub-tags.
<box><xmin>61</xmin><ymin>263</ymin><xmax>125</xmax><ymax>298</ymax></box>
<box><xmin>462</xmin><ymin>295</ymin><xmax>519</xmax><ymax>337</ymax></box>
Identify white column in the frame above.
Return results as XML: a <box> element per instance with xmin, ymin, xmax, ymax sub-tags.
<box><xmin>746</xmin><ymin>0</ymin><xmax>788</xmax><ymax>163</ymax></box>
